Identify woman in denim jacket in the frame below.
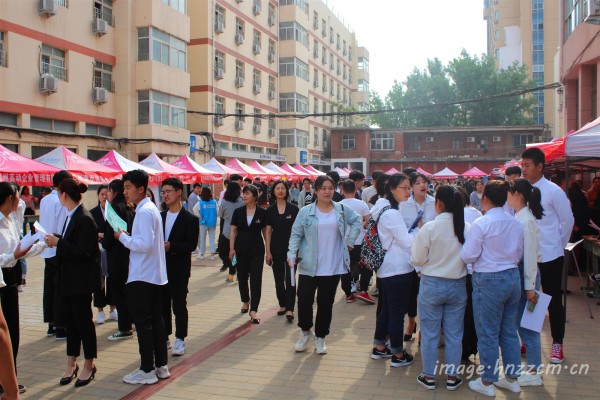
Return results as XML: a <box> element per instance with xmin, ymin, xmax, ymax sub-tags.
<box><xmin>287</xmin><ymin>175</ymin><xmax>361</xmax><ymax>355</ymax></box>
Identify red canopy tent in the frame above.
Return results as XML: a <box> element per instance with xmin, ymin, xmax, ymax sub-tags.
<box><xmin>0</xmin><ymin>144</ymin><xmax>59</xmax><ymax>185</ymax></box>
<box><xmin>281</xmin><ymin>163</ymin><xmax>310</xmax><ymax>180</ymax></box>
<box><xmin>432</xmin><ymin>167</ymin><xmax>459</xmax><ymax>180</ymax></box>
<box><xmin>226</xmin><ymin>159</ymin><xmax>273</xmax><ymax>180</ymax></box>
<box><xmin>303</xmin><ymin>165</ymin><xmax>325</xmax><ymax>175</ymax></box>
<box><xmin>249</xmin><ymin>161</ymin><xmax>282</xmax><ymax>180</ymax></box>
<box><xmin>170</xmin><ymin>155</ymin><xmax>222</xmax><ymax>184</ymax></box>
<box><xmin>416</xmin><ymin>167</ymin><xmax>433</xmax><ymax>177</ymax></box>
<box><xmin>461</xmin><ymin>167</ymin><xmax>488</xmax><ymax>178</ymax></box>
<box><xmin>334</xmin><ymin>167</ymin><xmax>349</xmax><ymax>179</ymax></box>
<box><xmin>96</xmin><ymin>150</ymin><xmax>166</xmax><ymax>185</ymax></box>
<box><xmin>201</xmin><ymin>158</ymin><xmax>241</xmax><ymax>177</ymax></box>
<box><xmin>34</xmin><ymin>146</ymin><xmax>120</xmax><ymax>185</ymax></box>
<box><xmin>294</xmin><ymin>164</ymin><xmax>321</xmax><ymax>177</ymax></box>
<box><xmin>139</xmin><ymin>153</ymin><xmax>199</xmax><ymax>184</ymax></box>
<box><xmin>264</xmin><ymin>162</ymin><xmax>298</xmax><ymax>181</ymax></box>
<box><xmin>385</xmin><ymin>167</ymin><xmax>400</xmax><ymax>174</ymax></box>
<box><xmin>526</xmin><ymin>136</ymin><xmax>567</xmax><ymax>163</ymax></box>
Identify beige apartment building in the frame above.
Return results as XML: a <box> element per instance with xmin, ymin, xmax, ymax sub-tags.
<box><xmin>0</xmin><ymin>0</ymin><xmax>191</xmax><ymax>163</ymax></box>
<box><xmin>484</xmin><ymin>0</ymin><xmax>560</xmax><ymax>135</ymax></box>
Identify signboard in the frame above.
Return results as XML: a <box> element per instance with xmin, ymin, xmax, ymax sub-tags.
<box><xmin>299</xmin><ymin>150</ymin><xmax>308</xmax><ymax>163</ymax></box>
<box><xmin>190</xmin><ymin>136</ymin><xmax>197</xmax><ymax>153</ymax></box>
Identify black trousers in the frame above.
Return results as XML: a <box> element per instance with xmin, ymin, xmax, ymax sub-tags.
<box><xmin>271</xmin><ymin>254</ymin><xmax>296</xmax><ymax>311</ymax></box>
<box><xmin>110</xmin><ymin>272</ymin><xmax>132</xmax><ymax>332</ymax></box>
<box><xmin>43</xmin><ymin>257</ymin><xmax>62</xmax><ymax>325</ymax></box>
<box><xmin>236</xmin><ymin>253</ymin><xmax>264</xmax><ymax>312</ymax></box>
<box><xmin>218</xmin><ymin>235</ymin><xmax>235</xmax><ymax>275</ymax></box>
<box><xmin>539</xmin><ymin>256</ymin><xmax>566</xmax><ymax>343</ymax></box>
<box><xmin>93</xmin><ymin>276</ymin><xmax>113</xmax><ymax>308</ymax></box>
<box><xmin>127</xmin><ymin>281</ymin><xmax>168</xmax><ymax>372</ymax></box>
<box><xmin>407</xmin><ymin>270</ymin><xmax>420</xmax><ymax>318</ymax></box>
<box><xmin>297</xmin><ymin>274</ymin><xmax>340</xmax><ymax>338</ymax></box>
<box><xmin>63</xmin><ymin>293</ymin><xmax>97</xmax><ymax>359</ymax></box>
<box><xmin>462</xmin><ymin>274</ymin><xmax>478</xmax><ymax>359</ymax></box>
<box><xmin>0</xmin><ymin>283</ymin><xmax>19</xmax><ymax>373</ymax></box>
<box><xmin>162</xmin><ymin>268</ymin><xmax>190</xmax><ymax>340</ymax></box>
<box><xmin>340</xmin><ymin>245</ymin><xmax>372</xmax><ymax>296</ymax></box>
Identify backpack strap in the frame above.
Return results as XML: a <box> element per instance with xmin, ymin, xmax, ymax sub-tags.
<box><xmin>375</xmin><ymin>205</ymin><xmax>392</xmax><ymax>224</ymax></box>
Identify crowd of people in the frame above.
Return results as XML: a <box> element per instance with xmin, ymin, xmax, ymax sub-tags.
<box><xmin>4</xmin><ymin>145</ymin><xmax>600</xmax><ymax>398</ymax></box>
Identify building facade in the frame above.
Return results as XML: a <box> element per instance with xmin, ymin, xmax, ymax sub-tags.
<box><xmin>484</xmin><ymin>0</ymin><xmax>560</xmax><ymax>134</ymax></box>
<box><xmin>0</xmin><ymin>0</ymin><xmax>191</xmax><ymax>163</ymax></box>
<box><xmin>331</xmin><ymin>125</ymin><xmax>546</xmax><ymax>175</ymax></box>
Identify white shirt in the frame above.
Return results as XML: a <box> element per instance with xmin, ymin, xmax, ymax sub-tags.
<box><xmin>315</xmin><ymin>208</ymin><xmax>346</xmax><ymax>276</ymax></box>
<box><xmin>515</xmin><ymin>206</ymin><xmax>541</xmax><ymax>290</ymax></box>
<box><xmin>187</xmin><ymin>192</ymin><xmax>199</xmax><ymax>213</ymax></box>
<box><xmin>361</xmin><ymin>185</ymin><xmax>377</xmax><ymax>207</ymax></box>
<box><xmin>502</xmin><ymin>201</ymin><xmax>515</xmax><ymax>216</ymax></box>
<box><xmin>0</xmin><ymin>211</ymin><xmax>46</xmax><ymax>271</ymax></box>
<box><xmin>399</xmin><ymin>195</ymin><xmax>436</xmax><ymax>230</ymax></box>
<box><xmin>462</xmin><ymin>207</ymin><xmax>524</xmax><ymax>273</ymax></box>
<box><xmin>62</xmin><ymin>204</ymin><xmax>81</xmax><ymax>236</ymax></box>
<box><xmin>165</xmin><ymin>211</ymin><xmax>178</xmax><ymax>240</ymax></box>
<box><xmin>39</xmin><ymin>190</ymin><xmax>68</xmax><ymax>258</ymax></box>
<box><xmin>217</xmin><ymin>190</ymin><xmax>225</xmax><ymax>207</ymax></box>
<box><xmin>464</xmin><ymin>207</ymin><xmax>482</xmax><ymax>225</ymax></box>
<box><xmin>340</xmin><ymin>198</ymin><xmax>370</xmax><ymax>245</ymax></box>
<box><xmin>411</xmin><ymin>213</ymin><xmax>470</xmax><ymax>279</ymax></box>
<box><xmin>532</xmin><ymin>177</ymin><xmax>575</xmax><ymax>262</ymax></box>
<box><xmin>370</xmin><ymin>198</ymin><xmax>416</xmax><ymax>278</ymax></box>
<box><xmin>119</xmin><ymin>197</ymin><xmax>168</xmax><ymax>285</ymax></box>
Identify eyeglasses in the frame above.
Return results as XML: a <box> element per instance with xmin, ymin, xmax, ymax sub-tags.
<box><xmin>160</xmin><ymin>189</ymin><xmax>177</xmax><ymax>196</ymax></box>
<box><xmin>398</xmin><ymin>185</ymin><xmax>411</xmax><ymax>191</ymax></box>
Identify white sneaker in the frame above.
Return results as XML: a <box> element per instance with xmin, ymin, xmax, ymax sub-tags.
<box><xmin>294</xmin><ymin>330</ymin><xmax>314</xmax><ymax>352</ymax></box>
<box><xmin>172</xmin><ymin>338</ymin><xmax>185</xmax><ymax>356</ymax></box>
<box><xmin>468</xmin><ymin>378</ymin><xmax>496</xmax><ymax>397</ymax></box>
<box><xmin>96</xmin><ymin>311</ymin><xmax>106</xmax><ymax>324</ymax></box>
<box><xmin>109</xmin><ymin>309</ymin><xmax>118</xmax><ymax>321</ymax></box>
<box><xmin>315</xmin><ymin>337</ymin><xmax>328</xmax><ymax>354</ymax></box>
<box><xmin>196</xmin><ymin>254</ymin><xmax>204</xmax><ymax>260</ymax></box>
<box><xmin>518</xmin><ymin>373</ymin><xmax>543</xmax><ymax>387</ymax></box>
<box><xmin>494</xmin><ymin>377</ymin><xmax>521</xmax><ymax>393</ymax></box>
<box><xmin>155</xmin><ymin>365</ymin><xmax>171</xmax><ymax>379</ymax></box>
<box><xmin>210</xmin><ymin>255</ymin><xmax>216</xmax><ymax>261</ymax></box>
<box><xmin>166</xmin><ymin>340</ymin><xmax>172</xmax><ymax>350</ymax></box>
<box><xmin>123</xmin><ymin>369</ymin><xmax>158</xmax><ymax>385</ymax></box>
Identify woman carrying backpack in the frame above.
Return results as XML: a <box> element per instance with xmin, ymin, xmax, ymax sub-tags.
<box><xmin>369</xmin><ymin>173</ymin><xmax>420</xmax><ymax>367</ymax></box>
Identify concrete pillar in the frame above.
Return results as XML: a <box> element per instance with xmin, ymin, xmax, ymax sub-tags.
<box><xmin>579</xmin><ymin>66</ymin><xmax>592</xmax><ymax>127</ymax></box>
<box><xmin>565</xmin><ymin>79</ymin><xmax>578</xmax><ymax>133</ymax></box>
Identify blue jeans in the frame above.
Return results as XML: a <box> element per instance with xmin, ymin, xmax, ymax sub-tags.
<box><xmin>517</xmin><ymin>262</ymin><xmax>542</xmax><ymax>372</ymax></box>
<box><xmin>199</xmin><ymin>225</ymin><xmax>216</xmax><ymax>254</ymax></box>
<box><xmin>373</xmin><ymin>272</ymin><xmax>412</xmax><ymax>354</ymax></box>
<box><xmin>418</xmin><ymin>275</ymin><xmax>467</xmax><ymax>377</ymax></box>
<box><xmin>472</xmin><ymin>268</ymin><xmax>521</xmax><ymax>382</ymax></box>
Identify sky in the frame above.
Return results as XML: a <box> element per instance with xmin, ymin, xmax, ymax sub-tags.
<box><xmin>325</xmin><ymin>0</ymin><xmax>489</xmax><ymax>97</ymax></box>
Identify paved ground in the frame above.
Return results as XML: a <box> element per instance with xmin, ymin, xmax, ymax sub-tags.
<box><xmin>11</xmin><ymin>255</ymin><xmax>600</xmax><ymax>399</ymax></box>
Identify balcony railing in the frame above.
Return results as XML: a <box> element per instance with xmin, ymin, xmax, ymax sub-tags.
<box><xmin>41</xmin><ymin>62</ymin><xmax>67</xmax><ymax>81</ymax></box>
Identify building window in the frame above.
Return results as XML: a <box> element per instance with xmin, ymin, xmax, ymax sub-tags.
<box><xmin>235</xmin><ymin>102</ymin><xmax>245</xmax><ymax>123</ymax></box>
<box><xmin>0</xmin><ymin>112</ymin><xmax>17</xmax><ymax>126</ymax></box>
<box><xmin>254</xmin><ymin>108</ymin><xmax>261</xmax><ymax>129</ymax></box>
<box><xmin>253</xmin><ymin>29</ymin><xmax>261</xmax><ymax>53</ymax></box>
<box><xmin>322</xmin><ymin>19</ymin><xmax>326</xmax><ymax>37</ymax></box>
<box><xmin>93</xmin><ymin>0</ymin><xmax>114</xmax><ymax>26</ymax></box>
<box><xmin>57</xmin><ymin>0</ymin><xmax>69</xmax><ymax>7</ymax></box>
<box><xmin>314</xmin><ymin>127</ymin><xmax>319</xmax><ymax>146</ymax></box>
<box><xmin>215</xmin><ymin>5</ymin><xmax>225</xmax><ymax>33</ymax></box>
<box><xmin>313</xmin><ymin>68</ymin><xmax>319</xmax><ymax>87</ymax></box>
<box><xmin>343</xmin><ymin>40</ymin><xmax>347</xmax><ymax>56</ymax></box>
<box><xmin>407</xmin><ymin>136</ymin><xmax>421</xmax><ymax>151</ymax></box>
<box><xmin>358</xmin><ymin>56</ymin><xmax>369</xmax><ymax>72</ymax></box>
<box><xmin>313</xmin><ymin>11</ymin><xmax>319</xmax><ymax>29</ymax></box>
<box><xmin>337</xmin><ymin>58</ymin><xmax>341</xmax><ymax>75</ymax></box>
<box><xmin>313</xmin><ymin>39</ymin><xmax>319</xmax><ymax>58</ymax></box>
<box><xmin>30</xmin><ymin>117</ymin><xmax>76</xmax><ymax>132</ymax></box>
<box><xmin>329</xmin><ymin>27</ymin><xmax>334</xmax><ymax>43</ymax></box>
<box><xmin>343</xmin><ymin>64</ymin><xmax>347</xmax><ymax>80</ymax></box>
<box><xmin>337</xmin><ymin>83</ymin><xmax>341</xmax><ymax>100</ymax></box>
<box><xmin>137</xmin><ymin>27</ymin><xmax>186</xmax><ymax>71</ymax></box>
<box><xmin>280</xmin><ymin>0</ymin><xmax>308</xmax><ymax>14</ymax></box>
<box><xmin>215</xmin><ymin>96</ymin><xmax>225</xmax><ymax>119</ymax></box>
<box><xmin>215</xmin><ymin>50</ymin><xmax>225</xmax><ymax>75</ymax></box>
<box><xmin>268</xmin><ymin>39</ymin><xmax>275</xmax><ymax>62</ymax></box>
<box><xmin>235</xmin><ymin>59</ymin><xmax>245</xmax><ymax>82</ymax></box>
<box><xmin>268</xmin><ymin>3</ymin><xmax>276</xmax><ymax>26</ymax></box>
<box><xmin>330</xmin><ymin>78</ymin><xmax>334</xmax><ymax>96</ymax></box>
<box><xmin>322</xmin><ymin>45</ymin><xmax>327</xmax><ymax>65</ymax></box>
<box><xmin>513</xmin><ymin>134</ymin><xmax>534</xmax><ymax>148</ymax></box>
<box><xmin>279</xmin><ymin>21</ymin><xmax>308</xmax><ymax>47</ymax></box>
<box><xmin>494</xmin><ymin>10</ymin><xmax>500</xmax><ymax>23</ymax></box>
<box><xmin>253</xmin><ymin>68</ymin><xmax>261</xmax><ymax>93</ymax></box>
<box><xmin>232</xmin><ymin>143</ymin><xmax>248</xmax><ymax>151</ymax></box>
<box><xmin>451</xmin><ymin>136</ymin><xmax>461</xmax><ymax>150</ymax></box>
<box><xmin>268</xmin><ymin>113</ymin><xmax>275</xmax><ymax>132</ymax></box>
<box><xmin>93</xmin><ymin>60</ymin><xmax>114</xmax><ymax>92</ymax></box>
<box><xmin>279</xmin><ymin>129</ymin><xmax>308</xmax><ymax>148</ymax></box>
<box><xmin>236</xmin><ymin>18</ymin><xmax>245</xmax><ymax>42</ymax></box>
<box><xmin>87</xmin><ymin>149</ymin><xmax>108</xmax><ymax>161</ymax></box>
<box><xmin>330</xmin><ymin>51</ymin><xmax>334</xmax><ymax>70</ymax></box>
<box><xmin>279</xmin><ymin>93</ymin><xmax>308</xmax><ymax>114</ymax></box>
<box><xmin>279</xmin><ymin>57</ymin><xmax>308</xmax><ymax>81</ymax></box>
<box><xmin>250</xmin><ymin>146</ymin><xmax>263</xmax><ymax>153</ymax></box>
<box><xmin>41</xmin><ymin>44</ymin><xmax>67</xmax><ymax>81</ymax></box>
<box><xmin>371</xmin><ymin>132</ymin><xmax>395</xmax><ymax>150</ymax></box>
<box><xmin>358</xmin><ymin>79</ymin><xmax>369</xmax><ymax>93</ymax></box>
<box><xmin>253</xmin><ymin>0</ymin><xmax>261</xmax><ymax>15</ymax></box>
<box><xmin>322</xmin><ymin>72</ymin><xmax>327</xmax><ymax>92</ymax></box>
<box><xmin>336</xmin><ymin>33</ymin><xmax>340</xmax><ymax>50</ymax></box>
<box><xmin>313</xmin><ymin>97</ymin><xmax>319</xmax><ymax>114</ymax></box>
<box><xmin>0</xmin><ymin>32</ymin><xmax>6</xmax><ymax>68</ymax></box>
<box><xmin>215</xmin><ymin>141</ymin><xmax>229</xmax><ymax>149</ymax></box>
<box><xmin>138</xmin><ymin>90</ymin><xmax>186</xmax><ymax>128</ymax></box>
<box><xmin>342</xmin><ymin>134</ymin><xmax>355</xmax><ymax>150</ymax></box>
<box><xmin>268</xmin><ymin>75</ymin><xmax>276</xmax><ymax>95</ymax></box>
<box><xmin>267</xmin><ymin>148</ymin><xmax>278</xmax><ymax>155</ymax></box>
<box><xmin>160</xmin><ymin>0</ymin><xmax>186</xmax><ymax>14</ymax></box>
<box><xmin>86</xmin><ymin>124</ymin><xmax>112</xmax><ymax>137</ymax></box>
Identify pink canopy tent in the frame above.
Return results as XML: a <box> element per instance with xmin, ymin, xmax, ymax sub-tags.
<box><xmin>264</xmin><ymin>162</ymin><xmax>298</xmax><ymax>181</ymax></box>
<box><xmin>0</xmin><ymin>144</ymin><xmax>59</xmax><ymax>185</ymax></box>
<box><xmin>385</xmin><ymin>167</ymin><xmax>400</xmax><ymax>174</ymax></box>
<box><xmin>171</xmin><ymin>155</ymin><xmax>222</xmax><ymax>184</ymax></box>
<box><xmin>226</xmin><ymin>159</ymin><xmax>272</xmax><ymax>180</ymax></box>
<box><xmin>416</xmin><ymin>167</ymin><xmax>433</xmax><ymax>177</ymax></box>
<box><xmin>294</xmin><ymin>164</ymin><xmax>321</xmax><ymax>177</ymax></box>
<box><xmin>334</xmin><ymin>167</ymin><xmax>349</xmax><ymax>179</ymax></box>
<box><xmin>281</xmin><ymin>163</ymin><xmax>310</xmax><ymax>180</ymax></box>
<box><xmin>96</xmin><ymin>150</ymin><xmax>166</xmax><ymax>185</ymax></box>
<box><xmin>249</xmin><ymin>161</ymin><xmax>282</xmax><ymax>180</ymax></box>
<box><xmin>461</xmin><ymin>167</ymin><xmax>488</xmax><ymax>178</ymax></box>
<box><xmin>34</xmin><ymin>146</ymin><xmax>120</xmax><ymax>185</ymax></box>
<box><xmin>432</xmin><ymin>167</ymin><xmax>458</xmax><ymax>180</ymax></box>
<box><xmin>303</xmin><ymin>165</ymin><xmax>325</xmax><ymax>175</ymax></box>
<box><xmin>201</xmin><ymin>157</ymin><xmax>241</xmax><ymax>177</ymax></box>
<box><xmin>139</xmin><ymin>153</ymin><xmax>199</xmax><ymax>184</ymax></box>
<box><xmin>342</xmin><ymin>167</ymin><xmax>352</xmax><ymax>174</ymax></box>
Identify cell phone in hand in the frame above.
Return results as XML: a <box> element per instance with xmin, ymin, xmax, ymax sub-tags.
<box><xmin>527</xmin><ymin>293</ymin><xmax>539</xmax><ymax>312</ymax></box>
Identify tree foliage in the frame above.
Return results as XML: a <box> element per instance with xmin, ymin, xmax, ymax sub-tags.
<box><xmin>370</xmin><ymin>50</ymin><xmax>537</xmax><ymax>128</ymax></box>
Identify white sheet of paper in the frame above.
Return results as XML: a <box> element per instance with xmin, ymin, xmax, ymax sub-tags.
<box><xmin>520</xmin><ymin>290</ymin><xmax>551</xmax><ymax>333</ymax></box>
<box><xmin>33</xmin><ymin>221</ymin><xmax>49</xmax><ymax>236</ymax></box>
<box><xmin>290</xmin><ymin>267</ymin><xmax>296</xmax><ymax>287</ymax></box>
<box><xmin>565</xmin><ymin>239</ymin><xmax>584</xmax><ymax>252</ymax></box>
<box><xmin>16</xmin><ymin>231</ymin><xmax>40</xmax><ymax>251</ymax></box>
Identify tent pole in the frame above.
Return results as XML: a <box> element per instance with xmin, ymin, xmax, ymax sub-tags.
<box><xmin>563</xmin><ymin>158</ymin><xmax>570</xmax><ymax>315</ymax></box>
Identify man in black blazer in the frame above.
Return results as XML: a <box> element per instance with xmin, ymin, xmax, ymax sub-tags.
<box><xmin>160</xmin><ymin>178</ymin><xmax>199</xmax><ymax>357</ymax></box>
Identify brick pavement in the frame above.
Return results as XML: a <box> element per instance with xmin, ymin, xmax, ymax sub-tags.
<box><xmin>11</xmin><ymin>255</ymin><xmax>600</xmax><ymax>399</ymax></box>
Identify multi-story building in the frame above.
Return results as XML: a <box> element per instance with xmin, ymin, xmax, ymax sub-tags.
<box><xmin>560</xmin><ymin>0</ymin><xmax>600</xmax><ymax>133</ymax></box>
<box><xmin>0</xmin><ymin>0</ymin><xmax>191</xmax><ymax>163</ymax></box>
<box><xmin>484</xmin><ymin>0</ymin><xmax>560</xmax><ymax>134</ymax></box>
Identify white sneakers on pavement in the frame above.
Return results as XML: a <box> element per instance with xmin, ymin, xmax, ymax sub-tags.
<box><xmin>315</xmin><ymin>337</ymin><xmax>327</xmax><ymax>354</ymax></box>
<box><xmin>294</xmin><ymin>331</ymin><xmax>315</xmax><ymax>352</ymax></box>
<box><xmin>518</xmin><ymin>373</ymin><xmax>543</xmax><ymax>387</ymax></box>
<box><xmin>123</xmin><ymin>369</ymin><xmax>158</xmax><ymax>385</ymax></box>
<box><xmin>109</xmin><ymin>309</ymin><xmax>118</xmax><ymax>321</ymax></box>
<box><xmin>172</xmin><ymin>338</ymin><xmax>185</xmax><ymax>356</ymax></box>
<box><xmin>156</xmin><ymin>365</ymin><xmax>171</xmax><ymax>379</ymax></box>
<box><xmin>494</xmin><ymin>377</ymin><xmax>521</xmax><ymax>393</ymax></box>
<box><xmin>96</xmin><ymin>311</ymin><xmax>105</xmax><ymax>325</ymax></box>
<box><xmin>468</xmin><ymin>378</ymin><xmax>496</xmax><ymax>397</ymax></box>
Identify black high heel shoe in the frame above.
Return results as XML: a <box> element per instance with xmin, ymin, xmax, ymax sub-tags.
<box><xmin>286</xmin><ymin>313</ymin><xmax>294</xmax><ymax>323</ymax></box>
<box><xmin>59</xmin><ymin>364</ymin><xmax>79</xmax><ymax>385</ymax></box>
<box><xmin>74</xmin><ymin>365</ymin><xmax>96</xmax><ymax>387</ymax></box>
<box><xmin>249</xmin><ymin>312</ymin><xmax>260</xmax><ymax>324</ymax></box>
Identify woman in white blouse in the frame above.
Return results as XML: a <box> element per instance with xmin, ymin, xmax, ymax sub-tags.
<box><xmin>410</xmin><ymin>186</ymin><xmax>469</xmax><ymax>390</ymax></box>
<box><xmin>507</xmin><ymin>178</ymin><xmax>544</xmax><ymax>387</ymax></box>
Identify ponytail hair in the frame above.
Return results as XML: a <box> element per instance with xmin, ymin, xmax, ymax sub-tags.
<box><xmin>369</xmin><ymin>173</ymin><xmax>390</xmax><ymax>205</ymax></box>
<box><xmin>508</xmin><ymin>178</ymin><xmax>544</xmax><ymax>220</ymax></box>
<box><xmin>384</xmin><ymin>173</ymin><xmax>408</xmax><ymax>210</ymax></box>
<box><xmin>435</xmin><ymin>186</ymin><xmax>465</xmax><ymax>244</ymax></box>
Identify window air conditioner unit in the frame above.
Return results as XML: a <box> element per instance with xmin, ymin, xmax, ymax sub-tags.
<box><xmin>253</xmin><ymin>83</ymin><xmax>260</xmax><ymax>94</ymax></box>
<box><xmin>93</xmin><ymin>87</ymin><xmax>108</xmax><ymax>104</ymax></box>
<box><xmin>253</xmin><ymin>44</ymin><xmax>261</xmax><ymax>54</ymax></box>
<box><xmin>93</xmin><ymin>18</ymin><xmax>109</xmax><ymax>35</ymax></box>
<box><xmin>466</xmin><ymin>136</ymin><xmax>475</xmax><ymax>143</ymax></box>
<box><xmin>425</xmin><ymin>137</ymin><xmax>434</xmax><ymax>143</ymax></box>
<box><xmin>534</xmin><ymin>135</ymin><xmax>543</xmax><ymax>142</ymax></box>
<box><xmin>584</xmin><ymin>1</ymin><xmax>600</xmax><ymax>24</ymax></box>
<box><xmin>253</xmin><ymin>125</ymin><xmax>261</xmax><ymax>134</ymax></box>
<box><xmin>268</xmin><ymin>128</ymin><xmax>276</xmax><ymax>137</ymax></box>
<box><xmin>253</xmin><ymin>4</ymin><xmax>261</xmax><ymax>15</ymax></box>
<box><xmin>39</xmin><ymin>73</ymin><xmax>58</xmax><ymax>94</ymax></box>
<box><xmin>493</xmin><ymin>136</ymin><xmax>501</xmax><ymax>142</ymax></box>
<box><xmin>39</xmin><ymin>0</ymin><xmax>58</xmax><ymax>16</ymax></box>
<box><xmin>268</xmin><ymin>90</ymin><xmax>276</xmax><ymax>99</ymax></box>
<box><xmin>268</xmin><ymin>52</ymin><xmax>275</xmax><ymax>63</ymax></box>
<box><xmin>235</xmin><ymin>34</ymin><xmax>244</xmax><ymax>45</ymax></box>
<box><xmin>235</xmin><ymin>120</ymin><xmax>244</xmax><ymax>130</ymax></box>
<box><xmin>235</xmin><ymin>77</ymin><xmax>244</xmax><ymax>87</ymax></box>
<box><xmin>214</xmin><ymin>68</ymin><xmax>224</xmax><ymax>79</ymax></box>
<box><xmin>214</xmin><ymin>116</ymin><xmax>223</xmax><ymax>126</ymax></box>
<box><xmin>215</xmin><ymin>22</ymin><xmax>225</xmax><ymax>33</ymax></box>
